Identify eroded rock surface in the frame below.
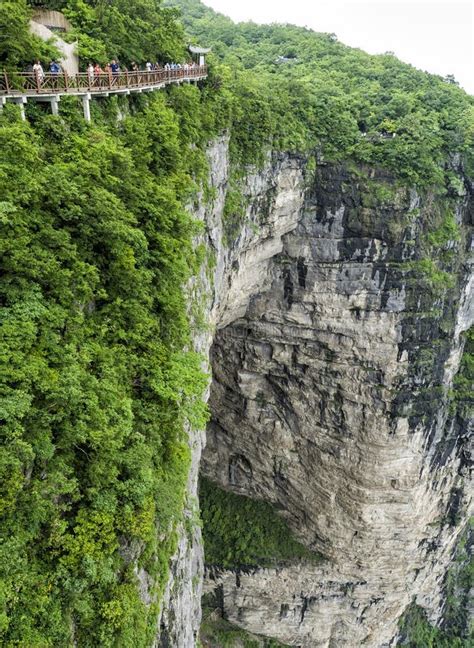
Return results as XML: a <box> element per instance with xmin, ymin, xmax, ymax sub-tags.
<box><xmin>201</xmin><ymin>150</ymin><xmax>473</xmax><ymax>646</ymax></box>
<box><xmin>161</xmin><ymin>137</ymin><xmax>472</xmax><ymax>647</ymax></box>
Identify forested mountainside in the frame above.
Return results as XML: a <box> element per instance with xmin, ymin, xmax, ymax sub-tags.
<box><xmin>169</xmin><ymin>0</ymin><xmax>474</xmax><ymax>185</ymax></box>
<box><xmin>0</xmin><ymin>1</ymin><xmax>472</xmax><ymax>646</ymax></box>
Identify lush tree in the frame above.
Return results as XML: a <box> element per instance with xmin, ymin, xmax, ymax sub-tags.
<box><xmin>200</xmin><ymin>478</ymin><xmax>320</xmax><ymax>568</ymax></box>
<box><xmin>24</xmin><ymin>0</ymin><xmax>186</xmax><ymax>66</ymax></box>
<box><xmin>171</xmin><ymin>0</ymin><xmax>474</xmax><ymax>186</ymax></box>
<box><xmin>0</xmin><ymin>88</ymin><xmax>212</xmax><ymax>645</ymax></box>
<box><xmin>0</xmin><ymin>0</ymin><xmax>59</xmax><ymax>67</ymax></box>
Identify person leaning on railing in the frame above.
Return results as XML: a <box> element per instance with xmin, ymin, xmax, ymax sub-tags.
<box><xmin>110</xmin><ymin>60</ymin><xmax>120</xmax><ymax>76</ymax></box>
<box><xmin>87</xmin><ymin>63</ymin><xmax>94</xmax><ymax>85</ymax></box>
<box><xmin>49</xmin><ymin>60</ymin><xmax>61</xmax><ymax>89</ymax></box>
<box><xmin>32</xmin><ymin>60</ymin><xmax>44</xmax><ymax>85</ymax></box>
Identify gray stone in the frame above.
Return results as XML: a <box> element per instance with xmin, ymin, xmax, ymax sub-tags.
<box><xmin>161</xmin><ymin>142</ymin><xmax>473</xmax><ymax>647</ymax></box>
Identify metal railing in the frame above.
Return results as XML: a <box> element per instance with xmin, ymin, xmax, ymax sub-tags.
<box><xmin>0</xmin><ymin>66</ymin><xmax>208</xmax><ymax>95</ymax></box>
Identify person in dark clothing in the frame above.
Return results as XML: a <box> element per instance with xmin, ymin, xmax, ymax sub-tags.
<box><xmin>49</xmin><ymin>60</ymin><xmax>61</xmax><ymax>88</ymax></box>
<box><xmin>110</xmin><ymin>60</ymin><xmax>120</xmax><ymax>75</ymax></box>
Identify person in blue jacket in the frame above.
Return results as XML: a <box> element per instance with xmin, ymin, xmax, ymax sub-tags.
<box><xmin>110</xmin><ymin>60</ymin><xmax>120</xmax><ymax>76</ymax></box>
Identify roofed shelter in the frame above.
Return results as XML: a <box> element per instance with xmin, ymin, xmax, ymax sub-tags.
<box><xmin>189</xmin><ymin>46</ymin><xmax>211</xmax><ymax>67</ymax></box>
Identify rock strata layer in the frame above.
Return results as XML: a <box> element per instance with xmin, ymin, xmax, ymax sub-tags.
<box><xmin>162</xmin><ymin>137</ymin><xmax>473</xmax><ymax>647</ymax></box>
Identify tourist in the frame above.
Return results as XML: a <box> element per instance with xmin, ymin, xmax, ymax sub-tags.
<box><xmin>50</xmin><ymin>60</ymin><xmax>61</xmax><ymax>74</ymax></box>
<box><xmin>48</xmin><ymin>60</ymin><xmax>61</xmax><ymax>89</ymax></box>
<box><xmin>33</xmin><ymin>60</ymin><xmax>44</xmax><ymax>84</ymax></box>
<box><xmin>131</xmin><ymin>61</ymin><xmax>139</xmax><ymax>72</ymax></box>
<box><xmin>94</xmin><ymin>63</ymin><xmax>104</xmax><ymax>87</ymax></box>
<box><xmin>146</xmin><ymin>61</ymin><xmax>152</xmax><ymax>72</ymax></box>
<box><xmin>110</xmin><ymin>60</ymin><xmax>120</xmax><ymax>76</ymax></box>
<box><xmin>87</xmin><ymin>63</ymin><xmax>94</xmax><ymax>83</ymax></box>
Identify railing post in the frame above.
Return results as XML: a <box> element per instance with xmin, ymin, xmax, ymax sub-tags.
<box><xmin>108</xmin><ymin>70</ymin><xmax>112</xmax><ymax>90</ymax></box>
<box><xmin>4</xmin><ymin>71</ymin><xmax>9</xmax><ymax>94</ymax></box>
<box><xmin>64</xmin><ymin>70</ymin><xmax>69</xmax><ymax>92</ymax></box>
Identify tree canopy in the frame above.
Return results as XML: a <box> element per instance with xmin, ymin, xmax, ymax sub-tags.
<box><xmin>0</xmin><ymin>1</ymin><xmax>472</xmax><ymax>645</ymax></box>
<box><xmin>171</xmin><ymin>0</ymin><xmax>474</xmax><ymax>187</ymax></box>
<box><xmin>1</xmin><ymin>0</ymin><xmax>186</xmax><ymax>68</ymax></box>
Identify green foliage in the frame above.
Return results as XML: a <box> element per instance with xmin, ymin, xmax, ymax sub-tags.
<box><xmin>407</xmin><ymin>259</ymin><xmax>455</xmax><ymax>291</ymax></box>
<box><xmin>200</xmin><ymin>592</ymin><xmax>290</xmax><ymax>648</ymax></box>
<box><xmin>405</xmin><ymin>207</ymin><xmax>462</xmax><ymax>294</ymax></box>
<box><xmin>222</xmin><ymin>178</ymin><xmax>248</xmax><ymax>243</ymax></box>
<box><xmin>0</xmin><ymin>86</ymin><xmax>211</xmax><ymax>645</ymax></box>
<box><xmin>24</xmin><ymin>0</ymin><xmax>186</xmax><ymax>67</ymax></box>
<box><xmin>0</xmin><ymin>0</ymin><xmax>59</xmax><ymax>67</ymax></box>
<box><xmin>200</xmin><ymin>478</ymin><xmax>321</xmax><ymax>569</ymax></box>
<box><xmin>452</xmin><ymin>328</ymin><xmax>474</xmax><ymax>420</ymax></box>
<box><xmin>1</xmin><ymin>1</ymin><xmax>473</xmax><ymax>645</ymax></box>
<box><xmin>170</xmin><ymin>0</ymin><xmax>474</xmax><ymax>186</ymax></box>
<box><xmin>442</xmin><ymin>519</ymin><xmax>474</xmax><ymax>640</ymax></box>
<box><xmin>426</xmin><ymin>211</ymin><xmax>461</xmax><ymax>247</ymax></box>
<box><xmin>398</xmin><ymin>604</ymin><xmax>472</xmax><ymax>648</ymax></box>
<box><xmin>398</xmin><ymin>520</ymin><xmax>473</xmax><ymax>647</ymax></box>
<box><xmin>398</xmin><ymin>605</ymin><xmax>463</xmax><ymax>648</ymax></box>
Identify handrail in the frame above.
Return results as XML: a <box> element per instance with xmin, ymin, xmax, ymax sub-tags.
<box><xmin>0</xmin><ymin>66</ymin><xmax>208</xmax><ymax>96</ymax></box>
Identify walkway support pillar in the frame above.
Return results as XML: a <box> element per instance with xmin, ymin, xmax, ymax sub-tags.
<box><xmin>82</xmin><ymin>93</ymin><xmax>91</xmax><ymax>122</ymax></box>
<box><xmin>11</xmin><ymin>96</ymin><xmax>27</xmax><ymax>121</ymax></box>
<box><xmin>50</xmin><ymin>97</ymin><xmax>60</xmax><ymax>116</ymax></box>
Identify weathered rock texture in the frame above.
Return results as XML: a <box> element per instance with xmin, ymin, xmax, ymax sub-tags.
<box><xmin>156</xmin><ymin>439</ymin><xmax>204</xmax><ymax>647</ymax></box>
<box><xmin>161</xmin><ymin>137</ymin><xmax>473</xmax><ymax>647</ymax></box>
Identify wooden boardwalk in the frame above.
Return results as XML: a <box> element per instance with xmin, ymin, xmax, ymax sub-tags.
<box><xmin>0</xmin><ymin>66</ymin><xmax>208</xmax><ymax>121</ymax></box>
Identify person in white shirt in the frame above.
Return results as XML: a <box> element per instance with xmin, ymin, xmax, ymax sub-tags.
<box><xmin>32</xmin><ymin>60</ymin><xmax>44</xmax><ymax>84</ymax></box>
<box><xmin>87</xmin><ymin>63</ymin><xmax>94</xmax><ymax>83</ymax></box>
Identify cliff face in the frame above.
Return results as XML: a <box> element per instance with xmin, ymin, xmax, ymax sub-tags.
<box><xmin>162</xmin><ymin>137</ymin><xmax>472</xmax><ymax>647</ymax></box>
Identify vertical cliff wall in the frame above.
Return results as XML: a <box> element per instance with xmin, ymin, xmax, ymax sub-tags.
<box><xmin>166</xmin><ymin>134</ymin><xmax>472</xmax><ymax>646</ymax></box>
<box><xmin>158</xmin><ymin>137</ymin><xmax>309</xmax><ymax>645</ymax></box>
<box><xmin>160</xmin><ymin>136</ymin><xmax>472</xmax><ymax>647</ymax></box>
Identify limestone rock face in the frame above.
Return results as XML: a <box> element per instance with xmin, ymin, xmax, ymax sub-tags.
<box><xmin>161</xmin><ymin>137</ymin><xmax>473</xmax><ymax>647</ymax></box>
<box><xmin>156</xmin><ymin>436</ymin><xmax>204</xmax><ymax>648</ymax></box>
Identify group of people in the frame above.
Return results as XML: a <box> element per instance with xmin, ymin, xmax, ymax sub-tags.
<box><xmin>28</xmin><ymin>58</ymin><xmax>200</xmax><ymax>86</ymax></box>
<box><xmin>31</xmin><ymin>60</ymin><xmax>62</xmax><ymax>82</ymax></box>
<box><xmin>85</xmin><ymin>59</ymin><xmax>199</xmax><ymax>79</ymax></box>
<box><xmin>145</xmin><ymin>61</ymin><xmax>199</xmax><ymax>72</ymax></box>
<box><xmin>86</xmin><ymin>60</ymin><xmax>121</xmax><ymax>80</ymax></box>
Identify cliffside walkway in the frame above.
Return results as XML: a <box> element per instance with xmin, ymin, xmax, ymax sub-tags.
<box><xmin>0</xmin><ymin>66</ymin><xmax>208</xmax><ymax>121</ymax></box>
